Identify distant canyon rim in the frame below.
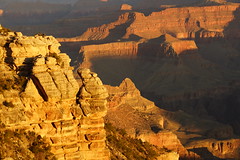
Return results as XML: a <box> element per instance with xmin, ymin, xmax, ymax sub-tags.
<box><xmin>1</xmin><ymin>1</ymin><xmax>240</xmax><ymax>160</ymax></box>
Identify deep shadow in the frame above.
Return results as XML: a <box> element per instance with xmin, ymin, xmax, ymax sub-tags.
<box><xmin>30</xmin><ymin>75</ymin><xmax>48</xmax><ymax>101</ymax></box>
<box><xmin>104</xmin><ymin>12</ymin><xmax>136</xmax><ymax>42</ymax></box>
<box><xmin>150</xmin><ymin>125</ymin><xmax>161</xmax><ymax>133</ymax></box>
<box><xmin>188</xmin><ymin>147</ymin><xmax>230</xmax><ymax>160</ymax></box>
<box><xmin>223</xmin><ymin>6</ymin><xmax>240</xmax><ymax>39</ymax></box>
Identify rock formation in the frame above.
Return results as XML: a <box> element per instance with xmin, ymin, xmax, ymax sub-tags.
<box><xmin>124</xmin><ymin>4</ymin><xmax>240</xmax><ymax>39</ymax></box>
<box><xmin>58</xmin><ymin>12</ymin><xmax>135</xmax><ymax>42</ymax></box>
<box><xmin>59</xmin><ymin>4</ymin><xmax>240</xmax><ymax>42</ymax></box>
<box><xmin>186</xmin><ymin>139</ymin><xmax>240</xmax><ymax>159</ymax></box>
<box><xmin>80</xmin><ymin>41</ymin><xmax>139</xmax><ymax>68</ymax></box>
<box><xmin>0</xmin><ymin>28</ymin><xmax>110</xmax><ymax>160</ymax></box>
<box><xmin>120</xmin><ymin>4</ymin><xmax>132</xmax><ymax>11</ymax></box>
<box><xmin>105</xmin><ymin>78</ymin><xmax>240</xmax><ymax>159</ymax></box>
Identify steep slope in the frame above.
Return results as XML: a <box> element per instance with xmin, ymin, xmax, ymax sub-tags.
<box><xmin>0</xmin><ymin>27</ymin><xmax>110</xmax><ymax>160</ymax></box>
<box><xmin>60</xmin><ymin>4</ymin><xmax>240</xmax><ymax>42</ymax></box>
<box><xmin>104</xmin><ymin>78</ymin><xmax>240</xmax><ymax>160</ymax></box>
<box><xmin>74</xmin><ymin>4</ymin><xmax>240</xmax><ymax>136</ymax></box>
<box><xmin>105</xmin><ymin>123</ymin><xmax>179</xmax><ymax>160</ymax></box>
<box><xmin>59</xmin><ymin>12</ymin><xmax>136</xmax><ymax>42</ymax></box>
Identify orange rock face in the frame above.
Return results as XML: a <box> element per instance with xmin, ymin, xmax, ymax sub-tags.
<box><xmin>120</xmin><ymin>4</ymin><xmax>132</xmax><ymax>11</ymax></box>
<box><xmin>125</xmin><ymin>4</ymin><xmax>240</xmax><ymax>39</ymax></box>
<box><xmin>0</xmin><ymin>10</ymin><xmax>3</xmax><ymax>16</ymax></box>
<box><xmin>80</xmin><ymin>41</ymin><xmax>139</xmax><ymax>68</ymax></box>
<box><xmin>171</xmin><ymin>40</ymin><xmax>198</xmax><ymax>54</ymax></box>
<box><xmin>138</xmin><ymin>131</ymin><xmax>199</xmax><ymax>159</ymax></box>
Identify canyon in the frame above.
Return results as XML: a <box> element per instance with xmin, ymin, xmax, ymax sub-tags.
<box><xmin>64</xmin><ymin>3</ymin><xmax>240</xmax><ymax>138</ymax></box>
<box><xmin>1</xmin><ymin>1</ymin><xmax>240</xmax><ymax>160</ymax></box>
<box><xmin>105</xmin><ymin>78</ymin><xmax>240</xmax><ymax>159</ymax></box>
<box><xmin>59</xmin><ymin>3</ymin><xmax>240</xmax><ymax>159</ymax></box>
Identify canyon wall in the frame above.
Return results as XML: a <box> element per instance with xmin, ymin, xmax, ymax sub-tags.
<box><xmin>125</xmin><ymin>4</ymin><xmax>240</xmax><ymax>39</ymax></box>
<box><xmin>105</xmin><ymin>78</ymin><xmax>240</xmax><ymax>160</ymax></box>
<box><xmin>80</xmin><ymin>41</ymin><xmax>139</xmax><ymax>68</ymax></box>
<box><xmin>58</xmin><ymin>12</ymin><xmax>135</xmax><ymax>42</ymax></box>
<box><xmin>62</xmin><ymin>4</ymin><xmax>240</xmax><ymax>42</ymax></box>
<box><xmin>0</xmin><ymin>28</ymin><xmax>109</xmax><ymax>160</ymax></box>
<box><xmin>186</xmin><ymin>139</ymin><xmax>240</xmax><ymax>159</ymax></box>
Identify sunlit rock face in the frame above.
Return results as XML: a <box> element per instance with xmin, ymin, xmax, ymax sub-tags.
<box><xmin>0</xmin><ymin>27</ymin><xmax>110</xmax><ymax>160</ymax></box>
<box><xmin>105</xmin><ymin>78</ymin><xmax>240</xmax><ymax>160</ymax></box>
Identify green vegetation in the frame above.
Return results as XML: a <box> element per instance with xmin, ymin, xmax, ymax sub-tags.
<box><xmin>0</xmin><ymin>76</ymin><xmax>27</xmax><ymax>93</ymax></box>
<box><xmin>105</xmin><ymin>123</ymin><xmax>165</xmax><ymax>160</ymax></box>
<box><xmin>0</xmin><ymin>129</ymin><xmax>56</xmax><ymax>160</ymax></box>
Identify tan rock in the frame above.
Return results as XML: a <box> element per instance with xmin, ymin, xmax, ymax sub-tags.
<box><xmin>120</xmin><ymin>4</ymin><xmax>132</xmax><ymax>11</ymax></box>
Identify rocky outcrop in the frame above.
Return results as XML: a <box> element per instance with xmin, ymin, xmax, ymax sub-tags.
<box><xmin>0</xmin><ymin>28</ymin><xmax>110</xmax><ymax>160</ymax></box>
<box><xmin>60</xmin><ymin>4</ymin><xmax>240</xmax><ymax>42</ymax></box>
<box><xmin>105</xmin><ymin>78</ymin><xmax>240</xmax><ymax>160</ymax></box>
<box><xmin>80</xmin><ymin>41</ymin><xmax>139</xmax><ymax>68</ymax></box>
<box><xmin>106</xmin><ymin>78</ymin><xmax>155</xmax><ymax>112</ymax></box>
<box><xmin>58</xmin><ymin>12</ymin><xmax>135</xmax><ymax>42</ymax></box>
<box><xmin>79</xmin><ymin>34</ymin><xmax>198</xmax><ymax>69</ymax></box>
<box><xmin>125</xmin><ymin>4</ymin><xmax>240</xmax><ymax>39</ymax></box>
<box><xmin>138</xmin><ymin>131</ymin><xmax>199</xmax><ymax>159</ymax></box>
<box><xmin>186</xmin><ymin>139</ymin><xmax>240</xmax><ymax>159</ymax></box>
<box><xmin>120</xmin><ymin>4</ymin><xmax>132</xmax><ymax>11</ymax></box>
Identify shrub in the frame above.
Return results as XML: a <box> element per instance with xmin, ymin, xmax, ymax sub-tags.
<box><xmin>0</xmin><ymin>129</ymin><xmax>56</xmax><ymax>160</ymax></box>
<box><xmin>0</xmin><ymin>76</ymin><xmax>27</xmax><ymax>93</ymax></box>
<box><xmin>105</xmin><ymin>123</ymin><xmax>159</xmax><ymax>160</ymax></box>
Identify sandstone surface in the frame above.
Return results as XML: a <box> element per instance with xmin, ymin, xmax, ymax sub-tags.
<box><xmin>125</xmin><ymin>4</ymin><xmax>240</xmax><ymax>39</ymax></box>
<box><xmin>105</xmin><ymin>78</ymin><xmax>240</xmax><ymax>159</ymax></box>
<box><xmin>59</xmin><ymin>4</ymin><xmax>240</xmax><ymax>43</ymax></box>
<box><xmin>0</xmin><ymin>28</ymin><xmax>110</xmax><ymax>160</ymax></box>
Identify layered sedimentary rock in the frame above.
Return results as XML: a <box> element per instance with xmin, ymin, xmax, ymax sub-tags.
<box><xmin>138</xmin><ymin>131</ymin><xmax>198</xmax><ymax>159</ymax></box>
<box><xmin>0</xmin><ymin>28</ymin><xmax>110</xmax><ymax>160</ymax></box>
<box><xmin>80</xmin><ymin>41</ymin><xmax>139</xmax><ymax>68</ymax></box>
<box><xmin>80</xmin><ymin>34</ymin><xmax>198</xmax><ymax>69</ymax></box>
<box><xmin>125</xmin><ymin>4</ymin><xmax>240</xmax><ymax>39</ymax></box>
<box><xmin>60</xmin><ymin>4</ymin><xmax>240</xmax><ymax>43</ymax></box>
<box><xmin>186</xmin><ymin>139</ymin><xmax>240</xmax><ymax>159</ymax></box>
<box><xmin>105</xmin><ymin>78</ymin><xmax>240</xmax><ymax>159</ymax></box>
<box><xmin>59</xmin><ymin>12</ymin><xmax>135</xmax><ymax>42</ymax></box>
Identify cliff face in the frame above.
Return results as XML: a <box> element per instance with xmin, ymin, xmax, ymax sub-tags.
<box><xmin>60</xmin><ymin>4</ymin><xmax>240</xmax><ymax>43</ymax></box>
<box><xmin>59</xmin><ymin>12</ymin><xmax>135</xmax><ymax>42</ymax></box>
<box><xmin>0</xmin><ymin>28</ymin><xmax>110</xmax><ymax>160</ymax></box>
<box><xmin>105</xmin><ymin>78</ymin><xmax>240</xmax><ymax>160</ymax></box>
<box><xmin>125</xmin><ymin>4</ymin><xmax>240</xmax><ymax>39</ymax></box>
<box><xmin>80</xmin><ymin>41</ymin><xmax>139</xmax><ymax>68</ymax></box>
<box><xmin>186</xmin><ymin>139</ymin><xmax>240</xmax><ymax>159</ymax></box>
